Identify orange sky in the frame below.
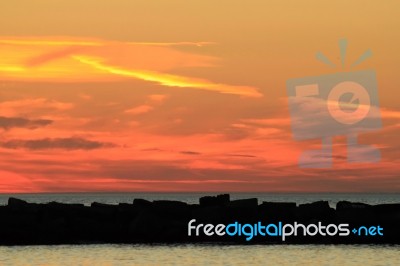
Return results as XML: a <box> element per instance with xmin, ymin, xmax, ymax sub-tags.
<box><xmin>0</xmin><ymin>1</ymin><xmax>399</xmax><ymax>192</ymax></box>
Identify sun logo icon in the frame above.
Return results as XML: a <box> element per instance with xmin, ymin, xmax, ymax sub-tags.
<box><xmin>286</xmin><ymin>39</ymin><xmax>382</xmax><ymax>168</ymax></box>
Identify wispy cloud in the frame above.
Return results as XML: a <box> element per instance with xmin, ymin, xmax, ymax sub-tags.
<box><xmin>124</xmin><ymin>105</ymin><xmax>154</xmax><ymax>115</ymax></box>
<box><xmin>73</xmin><ymin>56</ymin><xmax>262</xmax><ymax>97</ymax></box>
<box><xmin>0</xmin><ymin>116</ymin><xmax>52</xmax><ymax>130</ymax></box>
<box><xmin>0</xmin><ymin>137</ymin><xmax>116</xmax><ymax>150</ymax></box>
<box><xmin>0</xmin><ymin>37</ymin><xmax>262</xmax><ymax>97</ymax></box>
<box><xmin>0</xmin><ymin>98</ymin><xmax>73</xmax><ymax>117</ymax></box>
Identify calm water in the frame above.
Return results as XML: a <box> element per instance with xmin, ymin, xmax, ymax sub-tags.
<box><xmin>0</xmin><ymin>192</ymin><xmax>399</xmax><ymax>207</ymax></box>
<box><xmin>0</xmin><ymin>244</ymin><xmax>398</xmax><ymax>266</ymax></box>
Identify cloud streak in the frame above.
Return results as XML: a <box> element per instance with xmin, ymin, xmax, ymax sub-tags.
<box><xmin>0</xmin><ymin>137</ymin><xmax>116</xmax><ymax>150</ymax></box>
<box><xmin>0</xmin><ymin>37</ymin><xmax>262</xmax><ymax>97</ymax></box>
<box><xmin>74</xmin><ymin>56</ymin><xmax>262</xmax><ymax>97</ymax></box>
<box><xmin>0</xmin><ymin>116</ymin><xmax>52</xmax><ymax>130</ymax></box>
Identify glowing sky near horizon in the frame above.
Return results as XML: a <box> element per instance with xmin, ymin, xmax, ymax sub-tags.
<box><xmin>0</xmin><ymin>0</ymin><xmax>399</xmax><ymax>192</ymax></box>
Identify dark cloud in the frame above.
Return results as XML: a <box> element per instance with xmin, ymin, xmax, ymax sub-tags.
<box><xmin>180</xmin><ymin>150</ymin><xmax>201</xmax><ymax>155</ymax></box>
<box><xmin>312</xmin><ymin>154</ymin><xmax>347</xmax><ymax>160</ymax></box>
<box><xmin>227</xmin><ymin>154</ymin><xmax>257</xmax><ymax>158</ymax></box>
<box><xmin>141</xmin><ymin>149</ymin><xmax>201</xmax><ymax>155</ymax></box>
<box><xmin>0</xmin><ymin>116</ymin><xmax>52</xmax><ymax>130</ymax></box>
<box><xmin>141</xmin><ymin>148</ymin><xmax>164</xmax><ymax>152</ymax></box>
<box><xmin>0</xmin><ymin>137</ymin><xmax>116</xmax><ymax>150</ymax></box>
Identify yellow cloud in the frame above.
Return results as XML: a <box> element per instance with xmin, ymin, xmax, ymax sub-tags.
<box><xmin>74</xmin><ymin>56</ymin><xmax>262</xmax><ymax>97</ymax></box>
<box><xmin>0</xmin><ymin>37</ymin><xmax>262</xmax><ymax>97</ymax></box>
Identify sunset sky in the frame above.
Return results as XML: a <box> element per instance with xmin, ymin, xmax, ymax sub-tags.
<box><xmin>0</xmin><ymin>0</ymin><xmax>399</xmax><ymax>192</ymax></box>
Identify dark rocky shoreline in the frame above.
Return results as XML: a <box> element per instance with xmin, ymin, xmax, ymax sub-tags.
<box><xmin>1</xmin><ymin>194</ymin><xmax>399</xmax><ymax>245</ymax></box>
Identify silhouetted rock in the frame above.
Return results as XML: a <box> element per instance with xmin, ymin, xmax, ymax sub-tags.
<box><xmin>153</xmin><ymin>200</ymin><xmax>188</xmax><ymax>209</ymax></box>
<box><xmin>372</xmin><ymin>203</ymin><xmax>400</xmax><ymax>214</ymax></box>
<box><xmin>337</xmin><ymin>201</ymin><xmax>371</xmax><ymax>210</ymax></box>
<box><xmin>0</xmin><ymin>195</ymin><xmax>398</xmax><ymax>245</ymax></box>
<box><xmin>46</xmin><ymin>201</ymin><xmax>85</xmax><ymax>215</ymax></box>
<box><xmin>228</xmin><ymin>198</ymin><xmax>258</xmax><ymax>208</ymax></box>
<box><xmin>133</xmin><ymin>198</ymin><xmax>152</xmax><ymax>207</ymax></box>
<box><xmin>259</xmin><ymin>202</ymin><xmax>296</xmax><ymax>221</ymax></box>
<box><xmin>91</xmin><ymin>202</ymin><xmax>117</xmax><ymax>216</ymax></box>
<box><xmin>192</xmin><ymin>205</ymin><xmax>230</xmax><ymax>224</ymax></box>
<box><xmin>297</xmin><ymin>201</ymin><xmax>334</xmax><ymax>222</ymax></box>
<box><xmin>336</xmin><ymin>201</ymin><xmax>374</xmax><ymax>223</ymax></box>
<box><xmin>153</xmin><ymin>200</ymin><xmax>190</xmax><ymax>219</ymax></box>
<box><xmin>7</xmin><ymin>197</ymin><xmax>29</xmax><ymax>211</ymax></box>
<box><xmin>199</xmin><ymin>194</ymin><xmax>230</xmax><ymax>207</ymax></box>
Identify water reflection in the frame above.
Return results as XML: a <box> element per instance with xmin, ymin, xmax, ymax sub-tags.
<box><xmin>0</xmin><ymin>244</ymin><xmax>399</xmax><ymax>266</ymax></box>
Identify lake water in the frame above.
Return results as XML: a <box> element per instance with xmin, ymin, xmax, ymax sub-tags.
<box><xmin>0</xmin><ymin>244</ymin><xmax>399</xmax><ymax>266</ymax></box>
<box><xmin>0</xmin><ymin>193</ymin><xmax>399</xmax><ymax>265</ymax></box>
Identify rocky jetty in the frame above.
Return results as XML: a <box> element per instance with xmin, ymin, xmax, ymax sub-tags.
<box><xmin>0</xmin><ymin>195</ymin><xmax>399</xmax><ymax>245</ymax></box>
